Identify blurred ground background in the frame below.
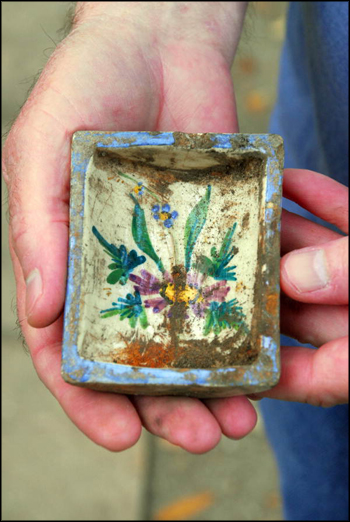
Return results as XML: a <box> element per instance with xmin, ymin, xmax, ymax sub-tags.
<box><xmin>2</xmin><ymin>2</ymin><xmax>288</xmax><ymax>520</ymax></box>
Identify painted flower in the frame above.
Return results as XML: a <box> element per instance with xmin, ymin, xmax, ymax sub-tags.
<box><xmin>152</xmin><ymin>204</ymin><xmax>178</xmax><ymax>228</ymax></box>
<box><xmin>194</xmin><ymin>223</ymin><xmax>238</xmax><ymax>281</ymax></box>
<box><xmin>100</xmin><ymin>289</ymin><xmax>148</xmax><ymax>328</ymax></box>
<box><xmin>188</xmin><ymin>273</ymin><xmax>231</xmax><ymax>318</ymax></box>
<box><xmin>96</xmin><ymin>183</ymin><xmax>248</xmax><ymax>337</ymax></box>
<box><xmin>92</xmin><ymin>226</ymin><xmax>146</xmax><ymax>285</ymax></box>
<box><xmin>133</xmin><ymin>182</ymin><xmax>145</xmax><ymax>196</ymax></box>
<box><xmin>129</xmin><ymin>269</ymin><xmax>171</xmax><ymax>313</ymax></box>
<box><xmin>204</xmin><ymin>298</ymin><xmax>245</xmax><ymax>336</ymax></box>
<box><xmin>129</xmin><ymin>269</ymin><xmax>230</xmax><ymax>320</ymax></box>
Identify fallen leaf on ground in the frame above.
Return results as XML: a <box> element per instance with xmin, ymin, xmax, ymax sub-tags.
<box><xmin>244</xmin><ymin>90</ymin><xmax>271</xmax><ymax>113</ymax></box>
<box><xmin>153</xmin><ymin>491</ymin><xmax>215</xmax><ymax>520</ymax></box>
<box><xmin>237</xmin><ymin>56</ymin><xmax>257</xmax><ymax>75</ymax></box>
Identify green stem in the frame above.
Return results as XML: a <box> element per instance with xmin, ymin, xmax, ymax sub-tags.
<box><xmin>168</xmin><ymin>226</ymin><xmax>179</xmax><ymax>266</ymax></box>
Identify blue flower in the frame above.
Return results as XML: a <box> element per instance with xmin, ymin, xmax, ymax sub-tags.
<box><xmin>133</xmin><ymin>182</ymin><xmax>145</xmax><ymax>196</ymax></box>
<box><xmin>152</xmin><ymin>204</ymin><xmax>178</xmax><ymax>228</ymax></box>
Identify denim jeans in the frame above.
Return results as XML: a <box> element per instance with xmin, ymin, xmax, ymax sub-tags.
<box><xmin>261</xmin><ymin>2</ymin><xmax>349</xmax><ymax>519</ymax></box>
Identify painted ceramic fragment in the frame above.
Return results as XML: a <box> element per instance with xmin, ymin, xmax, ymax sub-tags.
<box><xmin>62</xmin><ymin>132</ymin><xmax>284</xmax><ymax>397</ymax></box>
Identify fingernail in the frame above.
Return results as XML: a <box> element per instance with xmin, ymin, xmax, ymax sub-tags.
<box><xmin>284</xmin><ymin>249</ymin><xmax>329</xmax><ymax>292</ymax></box>
<box><xmin>26</xmin><ymin>268</ymin><xmax>42</xmax><ymax>317</ymax></box>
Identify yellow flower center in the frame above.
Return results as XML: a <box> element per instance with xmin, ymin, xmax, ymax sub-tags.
<box><xmin>159</xmin><ymin>211</ymin><xmax>172</xmax><ymax>221</ymax></box>
<box><xmin>163</xmin><ymin>283</ymin><xmax>203</xmax><ymax>305</ymax></box>
<box><xmin>133</xmin><ymin>185</ymin><xmax>143</xmax><ymax>194</ymax></box>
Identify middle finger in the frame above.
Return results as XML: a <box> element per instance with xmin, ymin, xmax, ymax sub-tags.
<box><xmin>281</xmin><ymin>209</ymin><xmax>341</xmax><ymax>256</ymax></box>
<box><xmin>132</xmin><ymin>395</ymin><xmax>222</xmax><ymax>454</ymax></box>
<box><xmin>281</xmin><ymin>295</ymin><xmax>349</xmax><ymax>347</ymax></box>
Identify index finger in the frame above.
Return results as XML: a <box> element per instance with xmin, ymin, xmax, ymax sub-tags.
<box><xmin>283</xmin><ymin>169</ymin><xmax>349</xmax><ymax>234</ymax></box>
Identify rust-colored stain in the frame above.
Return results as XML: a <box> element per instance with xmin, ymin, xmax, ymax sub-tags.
<box><xmin>115</xmin><ymin>341</ymin><xmax>176</xmax><ymax>368</ymax></box>
<box><xmin>113</xmin><ymin>330</ymin><xmax>259</xmax><ymax>370</ymax></box>
<box><xmin>266</xmin><ymin>293</ymin><xmax>278</xmax><ymax>316</ymax></box>
<box><xmin>153</xmin><ymin>491</ymin><xmax>215</xmax><ymax>521</ymax></box>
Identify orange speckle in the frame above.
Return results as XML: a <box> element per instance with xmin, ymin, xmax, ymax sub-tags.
<box><xmin>266</xmin><ymin>293</ymin><xmax>279</xmax><ymax>316</ymax></box>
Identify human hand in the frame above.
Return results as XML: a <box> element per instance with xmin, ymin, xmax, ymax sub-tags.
<box><xmin>3</xmin><ymin>2</ymin><xmax>258</xmax><ymax>453</ymax></box>
<box><xmin>250</xmin><ymin>169</ymin><xmax>348</xmax><ymax>407</ymax></box>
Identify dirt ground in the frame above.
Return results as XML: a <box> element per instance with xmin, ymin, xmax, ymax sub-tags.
<box><xmin>2</xmin><ymin>2</ymin><xmax>288</xmax><ymax>520</ymax></box>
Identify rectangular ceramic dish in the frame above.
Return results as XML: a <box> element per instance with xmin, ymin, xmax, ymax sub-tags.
<box><xmin>61</xmin><ymin>131</ymin><xmax>284</xmax><ymax>397</ymax></box>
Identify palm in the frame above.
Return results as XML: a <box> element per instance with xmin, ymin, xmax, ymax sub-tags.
<box><xmin>5</xmin><ymin>25</ymin><xmax>254</xmax><ymax>453</ymax></box>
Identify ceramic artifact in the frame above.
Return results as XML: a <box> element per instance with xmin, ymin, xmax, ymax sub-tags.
<box><xmin>62</xmin><ymin>131</ymin><xmax>284</xmax><ymax>397</ymax></box>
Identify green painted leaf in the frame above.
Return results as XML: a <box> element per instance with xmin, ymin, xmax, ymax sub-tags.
<box><xmin>203</xmin><ymin>299</ymin><xmax>246</xmax><ymax>336</ymax></box>
<box><xmin>184</xmin><ymin>185</ymin><xmax>211</xmax><ymax>271</ymax></box>
<box><xmin>101</xmin><ymin>309</ymin><xmax>122</xmax><ymax>319</ymax></box>
<box><xmin>194</xmin><ymin>222</ymin><xmax>238</xmax><ymax>280</ymax></box>
<box><xmin>129</xmin><ymin>315</ymin><xmax>137</xmax><ymax>328</ymax></box>
<box><xmin>92</xmin><ymin>226</ymin><xmax>146</xmax><ymax>285</ymax></box>
<box><xmin>139</xmin><ymin>309</ymin><xmax>149</xmax><ymax>329</ymax></box>
<box><xmin>204</xmin><ymin>310</ymin><xmax>214</xmax><ymax>336</ymax></box>
<box><xmin>194</xmin><ymin>255</ymin><xmax>214</xmax><ymax>276</ymax></box>
<box><xmin>131</xmin><ymin>195</ymin><xmax>165</xmax><ymax>273</ymax></box>
<box><xmin>218</xmin><ymin>223</ymin><xmax>237</xmax><ymax>259</ymax></box>
<box><xmin>92</xmin><ymin>226</ymin><xmax>120</xmax><ymax>259</ymax></box>
<box><xmin>107</xmin><ymin>269</ymin><xmax>124</xmax><ymax>284</ymax></box>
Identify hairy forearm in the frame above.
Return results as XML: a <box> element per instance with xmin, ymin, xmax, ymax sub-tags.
<box><xmin>74</xmin><ymin>1</ymin><xmax>248</xmax><ymax>64</ymax></box>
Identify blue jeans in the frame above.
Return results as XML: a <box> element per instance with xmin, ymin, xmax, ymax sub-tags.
<box><xmin>260</xmin><ymin>352</ymin><xmax>349</xmax><ymax>520</ymax></box>
<box><xmin>260</xmin><ymin>2</ymin><xmax>349</xmax><ymax>518</ymax></box>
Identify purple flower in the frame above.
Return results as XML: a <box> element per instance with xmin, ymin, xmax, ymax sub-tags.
<box><xmin>144</xmin><ymin>297</ymin><xmax>168</xmax><ymax>313</ymax></box>
<box><xmin>130</xmin><ymin>269</ymin><xmax>230</xmax><ymax>318</ymax></box>
<box><xmin>130</xmin><ymin>270</ymin><xmax>172</xmax><ymax>313</ymax></box>
<box><xmin>129</xmin><ymin>269</ymin><xmax>166</xmax><ymax>295</ymax></box>
<box><xmin>191</xmin><ymin>280</ymin><xmax>230</xmax><ymax>317</ymax></box>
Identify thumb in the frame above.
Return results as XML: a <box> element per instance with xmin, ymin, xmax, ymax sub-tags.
<box><xmin>281</xmin><ymin>236</ymin><xmax>349</xmax><ymax>305</ymax></box>
<box><xmin>3</xmin><ymin>109</ymin><xmax>71</xmax><ymax>328</ymax></box>
<box><xmin>3</xmin><ymin>32</ymin><xmax>161</xmax><ymax>328</ymax></box>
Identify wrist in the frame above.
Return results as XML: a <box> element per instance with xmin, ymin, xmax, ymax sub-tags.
<box><xmin>74</xmin><ymin>1</ymin><xmax>248</xmax><ymax>65</ymax></box>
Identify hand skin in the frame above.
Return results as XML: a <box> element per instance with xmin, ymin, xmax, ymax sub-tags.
<box><xmin>3</xmin><ymin>3</ymin><xmax>348</xmax><ymax>453</ymax></box>
<box><xmin>3</xmin><ymin>1</ymin><xmax>257</xmax><ymax>453</ymax></box>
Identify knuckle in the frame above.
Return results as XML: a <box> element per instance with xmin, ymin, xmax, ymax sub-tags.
<box><xmin>331</xmin><ymin>204</ymin><xmax>349</xmax><ymax>232</ymax></box>
<box><xmin>305</xmin><ymin>353</ymin><xmax>337</xmax><ymax>408</ymax></box>
<box><xmin>306</xmin><ymin>363</ymin><xmax>342</xmax><ymax>408</ymax></box>
<box><xmin>10</xmin><ymin>212</ymin><xmax>29</xmax><ymax>246</ymax></box>
<box><xmin>333</xmin><ymin>238</ymin><xmax>349</xmax><ymax>295</ymax></box>
<box><xmin>339</xmin><ymin>237</ymin><xmax>349</xmax><ymax>272</ymax></box>
<box><xmin>2</xmin><ymin>121</ymin><xmax>26</xmax><ymax>187</ymax></box>
<box><xmin>2</xmin><ymin>132</ymin><xmax>15</xmax><ymax>186</ymax></box>
<box><xmin>2</xmin><ymin>149</ymin><xmax>9</xmax><ymax>186</ymax></box>
<box><xmin>306</xmin><ymin>395</ymin><xmax>336</xmax><ymax>408</ymax></box>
